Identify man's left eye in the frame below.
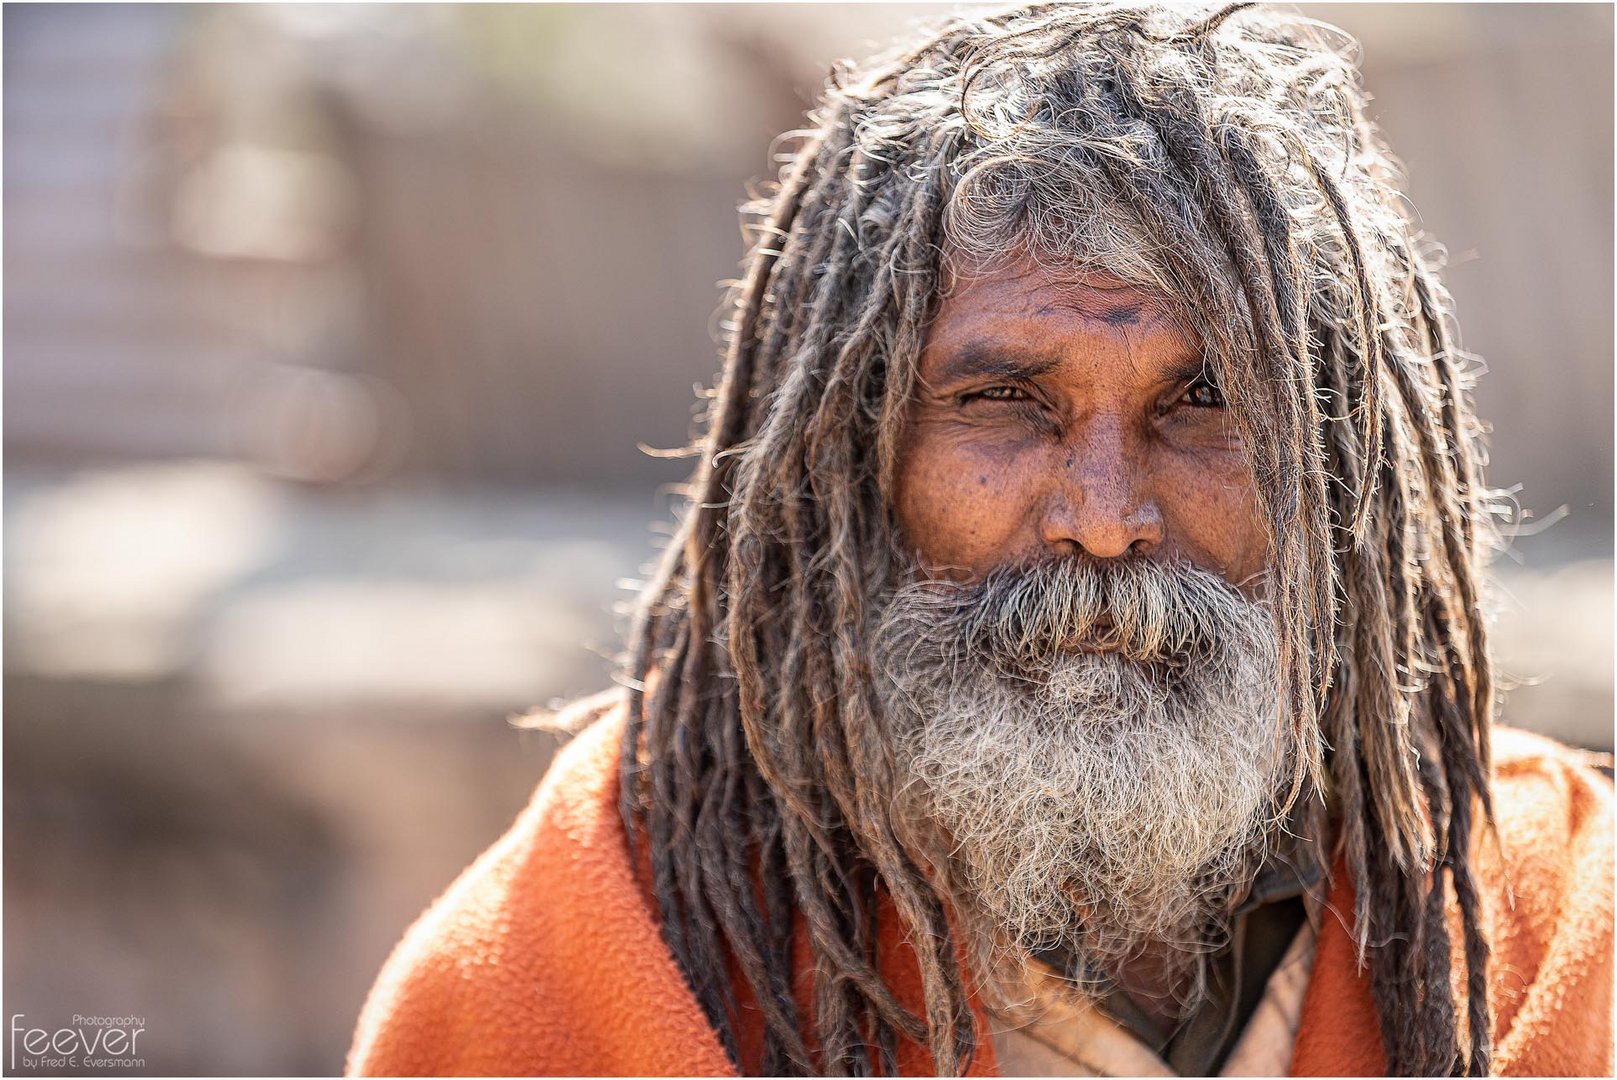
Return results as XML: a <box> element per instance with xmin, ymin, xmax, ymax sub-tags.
<box><xmin>1181</xmin><ymin>378</ymin><xmax>1226</xmax><ymax>408</ymax></box>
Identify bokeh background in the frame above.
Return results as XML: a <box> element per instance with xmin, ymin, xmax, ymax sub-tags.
<box><xmin>4</xmin><ymin>3</ymin><xmax>1612</xmax><ymax>1074</ymax></box>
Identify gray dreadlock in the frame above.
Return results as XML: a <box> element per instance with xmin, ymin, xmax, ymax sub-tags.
<box><xmin>618</xmin><ymin>2</ymin><xmax>1500</xmax><ymax>1074</ymax></box>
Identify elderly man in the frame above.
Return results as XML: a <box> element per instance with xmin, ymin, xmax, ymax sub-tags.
<box><xmin>347</xmin><ymin>4</ymin><xmax>1612</xmax><ymax>1076</ymax></box>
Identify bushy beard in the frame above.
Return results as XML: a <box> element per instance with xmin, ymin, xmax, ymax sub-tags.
<box><xmin>872</xmin><ymin>556</ymin><xmax>1292</xmax><ymax>1011</ymax></box>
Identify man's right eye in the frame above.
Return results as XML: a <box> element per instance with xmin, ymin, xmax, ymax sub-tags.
<box><xmin>963</xmin><ymin>385</ymin><xmax>1029</xmax><ymax>403</ymax></box>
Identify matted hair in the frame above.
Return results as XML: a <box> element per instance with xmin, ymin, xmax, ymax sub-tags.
<box><xmin>619</xmin><ymin>2</ymin><xmax>1499</xmax><ymax>1074</ymax></box>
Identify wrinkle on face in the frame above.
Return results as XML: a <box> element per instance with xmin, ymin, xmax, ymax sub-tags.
<box><xmin>893</xmin><ymin>254</ymin><xmax>1267</xmax><ymax>589</ymax></box>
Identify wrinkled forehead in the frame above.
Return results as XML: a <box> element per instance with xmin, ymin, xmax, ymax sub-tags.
<box><xmin>934</xmin><ymin>248</ymin><xmax>1187</xmax><ymax>327</ymax></box>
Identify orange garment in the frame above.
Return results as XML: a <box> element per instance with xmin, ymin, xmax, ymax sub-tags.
<box><xmin>347</xmin><ymin>695</ymin><xmax>1613</xmax><ymax>1077</ymax></box>
<box><xmin>1291</xmin><ymin>726</ymin><xmax>1615</xmax><ymax>1077</ymax></box>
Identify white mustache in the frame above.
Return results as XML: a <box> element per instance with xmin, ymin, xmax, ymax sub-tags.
<box><xmin>879</xmin><ymin>556</ymin><xmax>1266</xmax><ymax>669</ymax></box>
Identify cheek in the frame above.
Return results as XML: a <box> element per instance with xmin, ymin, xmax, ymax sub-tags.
<box><xmin>1158</xmin><ymin>448</ymin><xmax>1269</xmax><ymax>581</ymax></box>
<box><xmin>892</xmin><ymin>426</ymin><xmax>1043</xmax><ymax>574</ymax></box>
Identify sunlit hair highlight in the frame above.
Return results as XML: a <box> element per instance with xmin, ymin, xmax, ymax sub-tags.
<box><xmin>619</xmin><ymin>2</ymin><xmax>1500</xmax><ymax>1074</ymax></box>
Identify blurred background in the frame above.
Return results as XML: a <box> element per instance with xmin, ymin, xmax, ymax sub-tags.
<box><xmin>3</xmin><ymin>3</ymin><xmax>1611</xmax><ymax>1074</ymax></box>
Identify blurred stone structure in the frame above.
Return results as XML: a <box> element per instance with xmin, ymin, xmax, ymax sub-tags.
<box><xmin>3</xmin><ymin>5</ymin><xmax>1612</xmax><ymax>1075</ymax></box>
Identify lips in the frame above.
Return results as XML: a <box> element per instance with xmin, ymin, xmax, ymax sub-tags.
<box><xmin>1087</xmin><ymin>614</ymin><xmax>1121</xmax><ymax>644</ymax></box>
<box><xmin>1061</xmin><ymin>617</ymin><xmax>1122</xmax><ymax>655</ymax></box>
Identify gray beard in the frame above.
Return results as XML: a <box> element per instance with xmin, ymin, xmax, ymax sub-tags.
<box><xmin>872</xmin><ymin>556</ymin><xmax>1291</xmax><ymax>1009</ymax></box>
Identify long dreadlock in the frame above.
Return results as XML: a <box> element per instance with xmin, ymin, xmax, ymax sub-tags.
<box><xmin>618</xmin><ymin>3</ymin><xmax>1500</xmax><ymax>1074</ymax></box>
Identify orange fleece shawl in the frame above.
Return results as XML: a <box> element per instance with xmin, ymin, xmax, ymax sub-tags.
<box><xmin>348</xmin><ymin>697</ymin><xmax>1613</xmax><ymax>1076</ymax></box>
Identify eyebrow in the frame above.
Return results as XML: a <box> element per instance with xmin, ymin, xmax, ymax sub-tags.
<box><xmin>1163</xmin><ymin>356</ymin><xmax>1215</xmax><ymax>386</ymax></box>
<box><xmin>932</xmin><ymin>339</ymin><xmax>1213</xmax><ymax>388</ymax></box>
<box><xmin>932</xmin><ymin>340</ymin><xmax>1063</xmax><ymax>385</ymax></box>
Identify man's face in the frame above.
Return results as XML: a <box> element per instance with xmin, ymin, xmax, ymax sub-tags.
<box><xmin>877</xmin><ymin>254</ymin><xmax>1291</xmax><ymax>1001</ymax></box>
<box><xmin>893</xmin><ymin>256</ymin><xmax>1267</xmax><ymax>588</ymax></box>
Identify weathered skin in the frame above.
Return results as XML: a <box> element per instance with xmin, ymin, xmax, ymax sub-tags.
<box><xmin>894</xmin><ymin>258</ymin><xmax>1269</xmax><ymax>593</ymax></box>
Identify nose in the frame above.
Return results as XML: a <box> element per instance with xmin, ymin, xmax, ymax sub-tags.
<box><xmin>1039</xmin><ymin>415</ymin><xmax>1164</xmax><ymax>559</ymax></box>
